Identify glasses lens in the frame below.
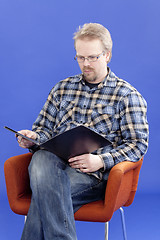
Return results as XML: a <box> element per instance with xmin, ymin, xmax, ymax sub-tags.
<box><xmin>88</xmin><ymin>56</ymin><xmax>97</xmax><ymax>62</ymax></box>
<box><xmin>77</xmin><ymin>56</ymin><xmax>84</xmax><ymax>62</ymax></box>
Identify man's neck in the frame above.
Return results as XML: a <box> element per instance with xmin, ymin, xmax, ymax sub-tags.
<box><xmin>84</xmin><ymin>80</ymin><xmax>99</xmax><ymax>89</ymax></box>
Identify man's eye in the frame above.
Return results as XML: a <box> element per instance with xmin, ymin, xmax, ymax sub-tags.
<box><xmin>89</xmin><ymin>56</ymin><xmax>96</xmax><ymax>60</ymax></box>
<box><xmin>78</xmin><ymin>56</ymin><xmax>84</xmax><ymax>60</ymax></box>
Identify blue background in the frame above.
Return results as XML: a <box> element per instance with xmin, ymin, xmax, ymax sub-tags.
<box><xmin>0</xmin><ymin>0</ymin><xmax>160</xmax><ymax>239</ymax></box>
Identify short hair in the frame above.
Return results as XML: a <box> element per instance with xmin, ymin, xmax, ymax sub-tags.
<box><xmin>73</xmin><ymin>23</ymin><xmax>113</xmax><ymax>63</ymax></box>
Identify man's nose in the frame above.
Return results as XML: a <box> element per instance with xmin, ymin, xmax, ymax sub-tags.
<box><xmin>83</xmin><ymin>58</ymin><xmax>90</xmax><ymax>66</ymax></box>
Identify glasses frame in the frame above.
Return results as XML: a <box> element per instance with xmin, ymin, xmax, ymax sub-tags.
<box><xmin>74</xmin><ymin>51</ymin><xmax>105</xmax><ymax>63</ymax></box>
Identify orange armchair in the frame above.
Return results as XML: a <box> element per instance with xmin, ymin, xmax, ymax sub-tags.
<box><xmin>4</xmin><ymin>152</ymin><xmax>143</xmax><ymax>240</ymax></box>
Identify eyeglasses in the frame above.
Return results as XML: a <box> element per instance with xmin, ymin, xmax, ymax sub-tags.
<box><xmin>74</xmin><ymin>52</ymin><xmax>105</xmax><ymax>63</ymax></box>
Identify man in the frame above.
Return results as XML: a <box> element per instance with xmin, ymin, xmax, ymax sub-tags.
<box><xmin>18</xmin><ymin>23</ymin><xmax>149</xmax><ymax>239</ymax></box>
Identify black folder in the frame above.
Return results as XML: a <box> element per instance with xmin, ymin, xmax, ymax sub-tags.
<box><xmin>4</xmin><ymin>125</ymin><xmax>112</xmax><ymax>160</ymax></box>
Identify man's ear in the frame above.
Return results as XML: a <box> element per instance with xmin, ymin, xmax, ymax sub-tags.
<box><xmin>106</xmin><ymin>51</ymin><xmax>110</xmax><ymax>63</ymax></box>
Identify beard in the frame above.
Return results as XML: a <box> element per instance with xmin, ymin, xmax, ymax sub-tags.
<box><xmin>82</xmin><ymin>67</ymin><xmax>97</xmax><ymax>83</ymax></box>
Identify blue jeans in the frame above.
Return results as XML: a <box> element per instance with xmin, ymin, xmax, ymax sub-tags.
<box><xmin>21</xmin><ymin>150</ymin><xmax>107</xmax><ymax>240</ymax></box>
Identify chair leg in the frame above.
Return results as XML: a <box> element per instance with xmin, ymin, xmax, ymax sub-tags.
<box><xmin>119</xmin><ymin>207</ymin><xmax>127</xmax><ymax>240</ymax></box>
<box><xmin>105</xmin><ymin>222</ymin><xmax>109</xmax><ymax>240</ymax></box>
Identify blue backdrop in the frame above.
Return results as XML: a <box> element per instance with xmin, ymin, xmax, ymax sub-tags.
<box><xmin>0</xmin><ymin>0</ymin><xmax>160</xmax><ymax>237</ymax></box>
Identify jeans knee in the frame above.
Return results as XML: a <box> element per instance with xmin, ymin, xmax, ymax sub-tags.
<box><xmin>28</xmin><ymin>150</ymin><xmax>47</xmax><ymax>183</ymax></box>
<box><xmin>29</xmin><ymin>150</ymin><xmax>67</xmax><ymax>185</ymax></box>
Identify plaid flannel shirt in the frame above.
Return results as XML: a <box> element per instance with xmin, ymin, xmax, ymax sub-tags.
<box><xmin>32</xmin><ymin>68</ymin><xmax>149</xmax><ymax>180</ymax></box>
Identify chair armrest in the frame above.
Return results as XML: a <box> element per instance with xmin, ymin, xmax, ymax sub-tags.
<box><xmin>4</xmin><ymin>152</ymin><xmax>32</xmax><ymax>214</ymax></box>
<box><xmin>104</xmin><ymin>159</ymin><xmax>143</xmax><ymax>214</ymax></box>
<box><xmin>75</xmin><ymin>158</ymin><xmax>143</xmax><ymax>222</ymax></box>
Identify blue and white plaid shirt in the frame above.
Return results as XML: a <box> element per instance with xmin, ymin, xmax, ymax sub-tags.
<box><xmin>32</xmin><ymin>68</ymin><xmax>149</xmax><ymax>180</ymax></box>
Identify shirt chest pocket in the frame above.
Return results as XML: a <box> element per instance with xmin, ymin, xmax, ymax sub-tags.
<box><xmin>56</xmin><ymin>100</ymin><xmax>76</xmax><ymax>126</ymax></box>
<box><xmin>91</xmin><ymin>104</ymin><xmax>116</xmax><ymax>134</ymax></box>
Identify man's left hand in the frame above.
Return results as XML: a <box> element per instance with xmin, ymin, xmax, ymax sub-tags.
<box><xmin>68</xmin><ymin>154</ymin><xmax>104</xmax><ymax>173</ymax></box>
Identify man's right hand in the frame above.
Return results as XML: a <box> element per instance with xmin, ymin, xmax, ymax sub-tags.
<box><xmin>17</xmin><ymin>130</ymin><xmax>38</xmax><ymax>149</ymax></box>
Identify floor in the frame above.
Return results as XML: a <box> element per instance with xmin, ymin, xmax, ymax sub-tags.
<box><xmin>1</xmin><ymin>193</ymin><xmax>160</xmax><ymax>239</ymax></box>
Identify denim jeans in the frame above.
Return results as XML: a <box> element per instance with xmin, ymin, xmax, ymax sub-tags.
<box><xmin>21</xmin><ymin>150</ymin><xmax>107</xmax><ymax>240</ymax></box>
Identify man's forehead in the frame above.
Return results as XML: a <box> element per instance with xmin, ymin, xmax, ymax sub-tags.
<box><xmin>75</xmin><ymin>38</ymin><xmax>103</xmax><ymax>55</ymax></box>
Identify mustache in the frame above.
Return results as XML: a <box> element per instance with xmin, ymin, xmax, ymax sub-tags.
<box><xmin>83</xmin><ymin>67</ymin><xmax>94</xmax><ymax>71</ymax></box>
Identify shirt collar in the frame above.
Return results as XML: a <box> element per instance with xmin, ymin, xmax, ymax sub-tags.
<box><xmin>96</xmin><ymin>68</ymin><xmax>117</xmax><ymax>89</ymax></box>
<box><xmin>70</xmin><ymin>67</ymin><xmax>117</xmax><ymax>88</ymax></box>
<box><xmin>103</xmin><ymin>68</ymin><xmax>117</xmax><ymax>87</ymax></box>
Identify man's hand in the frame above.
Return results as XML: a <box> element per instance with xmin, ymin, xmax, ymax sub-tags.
<box><xmin>68</xmin><ymin>153</ymin><xmax>104</xmax><ymax>173</ymax></box>
<box><xmin>17</xmin><ymin>130</ymin><xmax>37</xmax><ymax>149</ymax></box>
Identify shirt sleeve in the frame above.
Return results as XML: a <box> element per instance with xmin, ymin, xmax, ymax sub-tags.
<box><xmin>32</xmin><ymin>88</ymin><xmax>58</xmax><ymax>143</ymax></box>
<box><xmin>98</xmin><ymin>90</ymin><xmax>149</xmax><ymax>171</ymax></box>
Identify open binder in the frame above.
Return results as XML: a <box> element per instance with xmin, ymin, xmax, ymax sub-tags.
<box><xmin>4</xmin><ymin>125</ymin><xmax>111</xmax><ymax>160</ymax></box>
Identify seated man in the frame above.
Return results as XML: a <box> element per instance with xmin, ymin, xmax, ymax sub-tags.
<box><xmin>17</xmin><ymin>23</ymin><xmax>149</xmax><ymax>240</ymax></box>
